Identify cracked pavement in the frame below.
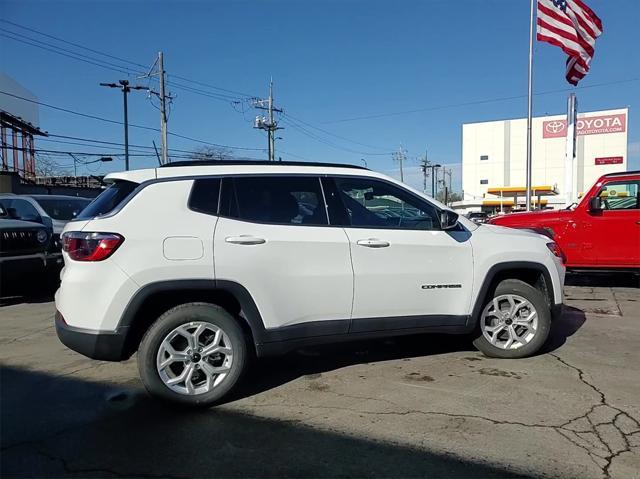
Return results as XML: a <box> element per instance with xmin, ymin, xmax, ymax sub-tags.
<box><xmin>1</xmin><ymin>274</ymin><xmax>639</xmax><ymax>478</ymax></box>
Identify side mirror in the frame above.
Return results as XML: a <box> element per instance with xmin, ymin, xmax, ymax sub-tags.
<box><xmin>589</xmin><ymin>196</ymin><xmax>602</xmax><ymax>212</ymax></box>
<box><xmin>440</xmin><ymin>210</ymin><xmax>459</xmax><ymax>230</ymax></box>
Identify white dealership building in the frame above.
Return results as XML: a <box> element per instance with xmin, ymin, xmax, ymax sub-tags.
<box><xmin>459</xmin><ymin>107</ymin><xmax>629</xmax><ymax>212</ymax></box>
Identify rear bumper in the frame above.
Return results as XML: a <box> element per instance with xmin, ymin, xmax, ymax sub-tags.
<box><xmin>55</xmin><ymin>311</ymin><xmax>129</xmax><ymax>361</ymax></box>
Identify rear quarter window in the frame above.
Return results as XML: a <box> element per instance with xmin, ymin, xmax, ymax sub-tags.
<box><xmin>188</xmin><ymin>178</ymin><xmax>221</xmax><ymax>216</ymax></box>
<box><xmin>76</xmin><ymin>180</ymin><xmax>138</xmax><ymax>219</ymax></box>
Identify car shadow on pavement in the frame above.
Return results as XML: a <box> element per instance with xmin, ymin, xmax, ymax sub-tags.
<box><xmin>1</xmin><ymin>366</ymin><xmax>533</xmax><ymax>479</ymax></box>
<box><xmin>234</xmin><ymin>306</ymin><xmax>586</xmax><ymax>401</ymax></box>
<box><xmin>540</xmin><ymin>305</ymin><xmax>586</xmax><ymax>354</ymax></box>
<box><xmin>236</xmin><ymin>333</ymin><xmax>475</xmax><ymax>400</ymax></box>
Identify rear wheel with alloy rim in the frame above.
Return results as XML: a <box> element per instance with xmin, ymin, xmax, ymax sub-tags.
<box><xmin>473</xmin><ymin>279</ymin><xmax>551</xmax><ymax>359</ymax></box>
<box><xmin>138</xmin><ymin>303</ymin><xmax>247</xmax><ymax>406</ymax></box>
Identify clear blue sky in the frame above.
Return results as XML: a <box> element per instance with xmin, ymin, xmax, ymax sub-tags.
<box><xmin>1</xmin><ymin>0</ymin><xmax>639</xmax><ymax>191</ymax></box>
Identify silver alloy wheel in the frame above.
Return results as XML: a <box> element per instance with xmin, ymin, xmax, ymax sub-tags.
<box><xmin>480</xmin><ymin>294</ymin><xmax>538</xmax><ymax>350</ymax></box>
<box><xmin>156</xmin><ymin>321</ymin><xmax>233</xmax><ymax>395</ymax></box>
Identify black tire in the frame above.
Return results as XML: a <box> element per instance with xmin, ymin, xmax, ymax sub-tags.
<box><xmin>138</xmin><ymin>302</ymin><xmax>247</xmax><ymax>407</ymax></box>
<box><xmin>472</xmin><ymin>279</ymin><xmax>551</xmax><ymax>359</ymax></box>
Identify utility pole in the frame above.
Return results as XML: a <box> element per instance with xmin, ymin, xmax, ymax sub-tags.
<box><xmin>68</xmin><ymin>153</ymin><xmax>79</xmax><ymax>178</ymax></box>
<box><xmin>158</xmin><ymin>52</ymin><xmax>169</xmax><ymax>165</ymax></box>
<box><xmin>139</xmin><ymin>52</ymin><xmax>174</xmax><ymax>165</ymax></box>
<box><xmin>442</xmin><ymin>167</ymin><xmax>453</xmax><ymax>205</ymax></box>
<box><xmin>392</xmin><ymin>145</ymin><xmax>407</xmax><ymax>183</ymax></box>
<box><xmin>430</xmin><ymin>163</ymin><xmax>442</xmax><ymax>199</ymax></box>
<box><xmin>420</xmin><ymin>149</ymin><xmax>430</xmax><ymax>193</ymax></box>
<box><xmin>253</xmin><ymin>79</ymin><xmax>283</xmax><ymax>161</ymax></box>
<box><xmin>100</xmin><ymin>80</ymin><xmax>146</xmax><ymax>170</ymax></box>
<box><xmin>426</xmin><ymin>163</ymin><xmax>442</xmax><ymax>199</ymax></box>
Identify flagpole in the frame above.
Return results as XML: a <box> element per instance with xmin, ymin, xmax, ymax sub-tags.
<box><xmin>525</xmin><ymin>0</ymin><xmax>535</xmax><ymax>212</ymax></box>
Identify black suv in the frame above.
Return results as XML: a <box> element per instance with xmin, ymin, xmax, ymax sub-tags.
<box><xmin>0</xmin><ymin>204</ymin><xmax>53</xmax><ymax>292</ymax></box>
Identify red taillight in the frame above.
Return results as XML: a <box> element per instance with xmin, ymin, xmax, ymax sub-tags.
<box><xmin>546</xmin><ymin>242</ymin><xmax>566</xmax><ymax>263</ymax></box>
<box><xmin>62</xmin><ymin>232</ymin><xmax>124</xmax><ymax>261</ymax></box>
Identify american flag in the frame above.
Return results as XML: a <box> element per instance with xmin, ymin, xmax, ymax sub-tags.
<box><xmin>536</xmin><ymin>0</ymin><xmax>603</xmax><ymax>85</ymax></box>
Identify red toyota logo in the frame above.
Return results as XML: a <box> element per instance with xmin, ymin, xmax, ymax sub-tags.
<box><xmin>545</xmin><ymin>121</ymin><xmax>566</xmax><ymax>134</ymax></box>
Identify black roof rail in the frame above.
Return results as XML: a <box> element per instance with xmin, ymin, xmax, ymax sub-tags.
<box><xmin>603</xmin><ymin>170</ymin><xmax>640</xmax><ymax>177</ymax></box>
<box><xmin>160</xmin><ymin>159</ymin><xmax>368</xmax><ymax>170</ymax></box>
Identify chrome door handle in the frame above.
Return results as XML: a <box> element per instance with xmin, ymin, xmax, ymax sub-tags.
<box><xmin>225</xmin><ymin>235</ymin><xmax>266</xmax><ymax>245</ymax></box>
<box><xmin>356</xmin><ymin>238</ymin><xmax>390</xmax><ymax>248</ymax></box>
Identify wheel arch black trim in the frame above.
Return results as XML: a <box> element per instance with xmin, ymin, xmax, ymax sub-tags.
<box><xmin>118</xmin><ymin>278</ymin><xmax>269</xmax><ymax>347</ymax></box>
<box><xmin>470</xmin><ymin>261</ymin><xmax>556</xmax><ymax>325</ymax></box>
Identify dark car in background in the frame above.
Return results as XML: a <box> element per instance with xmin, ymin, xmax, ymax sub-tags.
<box><xmin>0</xmin><ymin>194</ymin><xmax>90</xmax><ymax>255</ymax></box>
<box><xmin>0</xmin><ymin>204</ymin><xmax>54</xmax><ymax>294</ymax></box>
<box><xmin>466</xmin><ymin>211</ymin><xmax>489</xmax><ymax>224</ymax></box>
<box><xmin>25</xmin><ymin>195</ymin><xmax>91</xmax><ymax>236</ymax></box>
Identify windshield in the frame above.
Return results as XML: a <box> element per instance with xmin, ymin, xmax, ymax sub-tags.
<box><xmin>34</xmin><ymin>198</ymin><xmax>91</xmax><ymax>221</ymax></box>
<box><xmin>76</xmin><ymin>180</ymin><xmax>138</xmax><ymax>220</ymax></box>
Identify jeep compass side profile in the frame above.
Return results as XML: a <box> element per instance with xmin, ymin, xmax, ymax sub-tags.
<box><xmin>55</xmin><ymin>161</ymin><xmax>565</xmax><ymax>406</ymax></box>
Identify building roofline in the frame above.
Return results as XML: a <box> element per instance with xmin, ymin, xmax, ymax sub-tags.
<box><xmin>462</xmin><ymin>106</ymin><xmax>629</xmax><ymax>127</ymax></box>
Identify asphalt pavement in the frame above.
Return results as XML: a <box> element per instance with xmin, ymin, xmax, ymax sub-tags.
<box><xmin>1</xmin><ymin>274</ymin><xmax>639</xmax><ymax>478</ymax></box>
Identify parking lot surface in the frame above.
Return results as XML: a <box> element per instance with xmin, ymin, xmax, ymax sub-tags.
<box><xmin>1</xmin><ymin>275</ymin><xmax>639</xmax><ymax>479</ymax></box>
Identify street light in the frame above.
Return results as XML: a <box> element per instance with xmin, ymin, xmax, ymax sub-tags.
<box><xmin>87</xmin><ymin>156</ymin><xmax>113</xmax><ymax>165</ymax></box>
<box><xmin>68</xmin><ymin>154</ymin><xmax>113</xmax><ymax>177</ymax></box>
<box><xmin>100</xmin><ymin>80</ymin><xmax>146</xmax><ymax>170</ymax></box>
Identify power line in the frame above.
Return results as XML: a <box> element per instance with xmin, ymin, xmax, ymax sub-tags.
<box><xmin>2</xmin><ymin>20</ymin><xmax>399</xmax><ymax>153</ymax></box>
<box><xmin>0</xmin><ymin>90</ymin><xmax>265</xmax><ymax>151</ymax></box>
<box><xmin>0</xmin><ymin>89</ymin><xmax>156</xmax><ymax>131</ymax></box>
<box><xmin>0</xmin><ymin>19</ymin><xmax>149</xmax><ymax>69</ymax></box>
<box><xmin>44</xmin><ymin>133</ymin><xmax>218</xmax><ymax>156</ymax></box>
<box><xmin>281</xmin><ymin>116</ymin><xmax>391</xmax><ymax>156</ymax></box>
<box><xmin>1</xmin><ymin>20</ymin><xmax>402</xmax><ymax>160</ymax></box>
<box><xmin>0</xmin><ymin>31</ymin><xmax>142</xmax><ymax>77</ymax></box>
<box><xmin>323</xmin><ymin>78</ymin><xmax>640</xmax><ymax>124</ymax></box>
<box><xmin>0</xmin><ymin>24</ymin><xmax>253</xmax><ymax>103</ymax></box>
<box><xmin>283</xmin><ymin>112</ymin><xmax>393</xmax><ymax>152</ymax></box>
<box><xmin>38</xmin><ymin>137</ymin><xmax>154</xmax><ymax>155</ymax></box>
<box><xmin>0</xmin><ymin>20</ymin><xmax>256</xmax><ymax>99</ymax></box>
<box><xmin>167</xmin><ymin>74</ymin><xmax>254</xmax><ymax>99</ymax></box>
<box><xmin>0</xmin><ymin>30</ymin><xmax>243</xmax><ymax>104</ymax></box>
<box><xmin>2</xmin><ymin>144</ymin><xmax>151</xmax><ymax>157</ymax></box>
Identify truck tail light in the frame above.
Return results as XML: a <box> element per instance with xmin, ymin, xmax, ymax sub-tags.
<box><xmin>546</xmin><ymin>242</ymin><xmax>565</xmax><ymax>263</ymax></box>
<box><xmin>62</xmin><ymin>232</ymin><xmax>124</xmax><ymax>262</ymax></box>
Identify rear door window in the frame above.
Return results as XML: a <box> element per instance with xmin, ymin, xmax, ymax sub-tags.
<box><xmin>76</xmin><ymin>180</ymin><xmax>138</xmax><ymax>219</ymax></box>
<box><xmin>223</xmin><ymin>176</ymin><xmax>328</xmax><ymax>226</ymax></box>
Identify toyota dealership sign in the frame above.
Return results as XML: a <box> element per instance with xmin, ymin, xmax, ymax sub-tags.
<box><xmin>542</xmin><ymin>113</ymin><xmax>627</xmax><ymax>138</ymax></box>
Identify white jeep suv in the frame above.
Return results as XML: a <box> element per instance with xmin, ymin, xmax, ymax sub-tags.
<box><xmin>55</xmin><ymin>161</ymin><xmax>565</xmax><ymax>406</ymax></box>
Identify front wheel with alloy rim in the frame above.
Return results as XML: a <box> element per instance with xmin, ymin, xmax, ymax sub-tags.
<box><xmin>138</xmin><ymin>302</ymin><xmax>247</xmax><ymax>406</ymax></box>
<box><xmin>472</xmin><ymin>279</ymin><xmax>551</xmax><ymax>359</ymax></box>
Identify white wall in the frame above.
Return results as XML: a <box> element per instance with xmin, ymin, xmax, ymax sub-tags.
<box><xmin>462</xmin><ymin>108</ymin><xmax>628</xmax><ymax>207</ymax></box>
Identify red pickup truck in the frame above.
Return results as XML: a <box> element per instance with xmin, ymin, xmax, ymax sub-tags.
<box><xmin>488</xmin><ymin>171</ymin><xmax>640</xmax><ymax>272</ymax></box>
